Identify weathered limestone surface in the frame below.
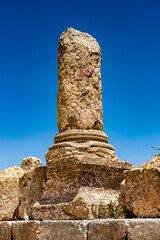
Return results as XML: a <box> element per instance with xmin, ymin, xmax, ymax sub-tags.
<box><xmin>57</xmin><ymin>27</ymin><xmax>103</xmax><ymax>131</ymax></box>
<box><xmin>88</xmin><ymin>220</ymin><xmax>127</xmax><ymax>240</ymax></box>
<box><xmin>0</xmin><ymin>167</ymin><xmax>24</xmax><ymax>220</ymax></box>
<box><xmin>0</xmin><ymin>222</ymin><xmax>12</xmax><ymax>240</ymax></box>
<box><xmin>1</xmin><ymin>220</ymin><xmax>160</xmax><ymax>240</ymax></box>
<box><xmin>21</xmin><ymin>156</ymin><xmax>42</xmax><ymax>171</ymax></box>
<box><xmin>18</xmin><ymin>166</ymin><xmax>46</xmax><ymax>220</ymax></box>
<box><xmin>143</xmin><ymin>154</ymin><xmax>160</xmax><ymax>168</ymax></box>
<box><xmin>123</xmin><ymin>165</ymin><xmax>160</xmax><ymax>217</ymax></box>
<box><xmin>12</xmin><ymin>221</ymin><xmax>41</xmax><ymax>240</ymax></box>
<box><xmin>32</xmin><ymin>132</ymin><xmax>131</xmax><ymax>220</ymax></box>
<box><xmin>127</xmin><ymin>219</ymin><xmax>160</xmax><ymax>240</ymax></box>
<box><xmin>0</xmin><ymin>157</ymin><xmax>46</xmax><ymax>221</ymax></box>
<box><xmin>39</xmin><ymin>220</ymin><xmax>88</xmax><ymax>240</ymax></box>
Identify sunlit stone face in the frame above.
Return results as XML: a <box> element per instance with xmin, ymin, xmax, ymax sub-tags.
<box><xmin>57</xmin><ymin>28</ymin><xmax>103</xmax><ymax>132</ymax></box>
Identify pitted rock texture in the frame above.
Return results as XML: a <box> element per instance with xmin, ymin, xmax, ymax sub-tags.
<box><xmin>40</xmin><ymin>220</ymin><xmax>88</xmax><ymax>240</ymax></box>
<box><xmin>18</xmin><ymin>167</ymin><xmax>46</xmax><ymax>220</ymax></box>
<box><xmin>32</xmin><ymin>143</ymin><xmax>131</xmax><ymax>220</ymax></box>
<box><xmin>127</xmin><ymin>219</ymin><xmax>160</xmax><ymax>240</ymax></box>
<box><xmin>1</xmin><ymin>220</ymin><xmax>160</xmax><ymax>240</ymax></box>
<box><xmin>57</xmin><ymin>28</ymin><xmax>103</xmax><ymax>131</ymax></box>
<box><xmin>32</xmin><ymin>187</ymin><xmax>121</xmax><ymax>220</ymax></box>
<box><xmin>0</xmin><ymin>167</ymin><xmax>24</xmax><ymax>220</ymax></box>
<box><xmin>142</xmin><ymin>154</ymin><xmax>160</xmax><ymax>169</ymax></box>
<box><xmin>0</xmin><ymin>221</ymin><xmax>12</xmax><ymax>240</ymax></box>
<box><xmin>88</xmin><ymin>220</ymin><xmax>127</xmax><ymax>240</ymax></box>
<box><xmin>123</xmin><ymin>167</ymin><xmax>160</xmax><ymax>217</ymax></box>
<box><xmin>0</xmin><ymin>157</ymin><xmax>46</xmax><ymax>221</ymax></box>
<box><xmin>12</xmin><ymin>221</ymin><xmax>41</xmax><ymax>240</ymax></box>
<box><xmin>21</xmin><ymin>156</ymin><xmax>42</xmax><ymax>171</ymax></box>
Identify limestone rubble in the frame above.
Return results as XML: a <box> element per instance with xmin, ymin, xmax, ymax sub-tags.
<box><xmin>0</xmin><ymin>157</ymin><xmax>45</xmax><ymax>221</ymax></box>
<box><xmin>123</xmin><ymin>155</ymin><xmax>160</xmax><ymax>217</ymax></box>
<box><xmin>0</xmin><ymin>167</ymin><xmax>24</xmax><ymax>220</ymax></box>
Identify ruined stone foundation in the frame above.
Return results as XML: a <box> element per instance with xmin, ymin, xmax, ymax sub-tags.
<box><xmin>32</xmin><ymin>129</ymin><xmax>131</xmax><ymax>220</ymax></box>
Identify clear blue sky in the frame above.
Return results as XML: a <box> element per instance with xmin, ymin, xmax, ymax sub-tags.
<box><xmin>0</xmin><ymin>0</ymin><xmax>160</xmax><ymax>171</ymax></box>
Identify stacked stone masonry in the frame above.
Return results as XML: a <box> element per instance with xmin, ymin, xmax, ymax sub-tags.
<box><xmin>1</xmin><ymin>219</ymin><xmax>160</xmax><ymax>240</ymax></box>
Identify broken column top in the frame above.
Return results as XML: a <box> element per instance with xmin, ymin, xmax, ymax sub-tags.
<box><xmin>57</xmin><ymin>28</ymin><xmax>103</xmax><ymax>132</ymax></box>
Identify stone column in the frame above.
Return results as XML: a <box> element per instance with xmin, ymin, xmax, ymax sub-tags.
<box><xmin>32</xmin><ymin>28</ymin><xmax>131</xmax><ymax>220</ymax></box>
<box><xmin>57</xmin><ymin>28</ymin><xmax>103</xmax><ymax>131</ymax></box>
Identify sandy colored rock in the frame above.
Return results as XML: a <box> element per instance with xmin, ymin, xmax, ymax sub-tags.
<box><xmin>39</xmin><ymin>220</ymin><xmax>88</xmax><ymax>240</ymax></box>
<box><xmin>18</xmin><ymin>167</ymin><xmax>46</xmax><ymax>220</ymax></box>
<box><xmin>0</xmin><ymin>222</ymin><xmax>12</xmax><ymax>240</ymax></box>
<box><xmin>63</xmin><ymin>188</ymin><xmax>120</xmax><ymax>220</ymax></box>
<box><xmin>123</xmin><ymin>167</ymin><xmax>160</xmax><ymax>217</ymax></box>
<box><xmin>21</xmin><ymin>156</ymin><xmax>42</xmax><ymax>171</ymax></box>
<box><xmin>0</xmin><ymin>157</ymin><xmax>45</xmax><ymax>221</ymax></box>
<box><xmin>12</xmin><ymin>221</ymin><xmax>41</xmax><ymax>240</ymax></box>
<box><xmin>54</xmin><ymin>129</ymin><xmax>109</xmax><ymax>144</ymax></box>
<box><xmin>32</xmin><ymin>144</ymin><xmax>131</xmax><ymax>220</ymax></box>
<box><xmin>0</xmin><ymin>167</ymin><xmax>24</xmax><ymax>220</ymax></box>
<box><xmin>142</xmin><ymin>155</ymin><xmax>160</xmax><ymax>169</ymax></box>
<box><xmin>88</xmin><ymin>220</ymin><xmax>127</xmax><ymax>240</ymax></box>
<box><xmin>2</xmin><ymin>220</ymin><xmax>160</xmax><ymax>239</ymax></box>
<box><xmin>57</xmin><ymin>28</ymin><xmax>103</xmax><ymax>131</ymax></box>
<box><xmin>127</xmin><ymin>219</ymin><xmax>160</xmax><ymax>240</ymax></box>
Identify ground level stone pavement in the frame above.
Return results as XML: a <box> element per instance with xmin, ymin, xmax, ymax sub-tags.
<box><xmin>0</xmin><ymin>219</ymin><xmax>160</xmax><ymax>240</ymax></box>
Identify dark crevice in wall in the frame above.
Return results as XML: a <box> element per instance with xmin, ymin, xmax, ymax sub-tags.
<box><xmin>123</xmin><ymin>235</ymin><xmax>128</xmax><ymax>240</ymax></box>
<box><xmin>86</xmin><ymin>222</ymin><xmax>89</xmax><ymax>240</ymax></box>
<box><xmin>11</xmin><ymin>224</ymin><xmax>13</xmax><ymax>240</ymax></box>
<box><xmin>124</xmin><ymin>223</ymin><xmax>129</xmax><ymax>240</ymax></box>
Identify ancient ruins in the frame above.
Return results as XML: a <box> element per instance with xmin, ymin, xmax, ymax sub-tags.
<box><xmin>0</xmin><ymin>28</ymin><xmax>160</xmax><ymax>239</ymax></box>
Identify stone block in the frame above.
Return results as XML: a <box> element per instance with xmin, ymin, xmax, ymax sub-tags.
<box><xmin>21</xmin><ymin>157</ymin><xmax>42</xmax><ymax>171</ymax></box>
<box><xmin>39</xmin><ymin>220</ymin><xmax>88</xmax><ymax>240</ymax></box>
<box><xmin>127</xmin><ymin>219</ymin><xmax>160</xmax><ymax>240</ymax></box>
<box><xmin>33</xmin><ymin>146</ymin><xmax>130</xmax><ymax>220</ymax></box>
<box><xmin>0</xmin><ymin>167</ymin><xmax>24</xmax><ymax>220</ymax></box>
<box><xmin>124</xmin><ymin>167</ymin><xmax>160</xmax><ymax>217</ymax></box>
<box><xmin>88</xmin><ymin>219</ymin><xmax>127</xmax><ymax>240</ymax></box>
<box><xmin>0</xmin><ymin>222</ymin><xmax>12</xmax><ymax>240</ymax></box>
<box><xmin>12</xmin><ymin>221</ymin><xmax>41</xmax><ymax>240</ymax></box>
<box><xmin>18</xmin><ymin>167</ymin><xmax>46</xmax><ymax>220</ymax></box>
<box><xmin>0</xmin><ymin>156</ymin><xmax>45</xmax><ymax>221</ymax></box>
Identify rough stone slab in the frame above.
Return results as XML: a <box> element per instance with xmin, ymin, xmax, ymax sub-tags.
<box><xmin>0</xmin><ymin>221</ymin><xmax>12</xmax><ymax>240</ymax></box>
<box><xmin>12</xmin><ymin>221</ymin><xmax>41</xmax><ymax>240</ymax></box>
<box><xmin>0</xmin><ymin>167</ymin><xmax>24</xmax><ymax>220</ymax></box>
<box><xmin>127</xmin><ymin>219</ymin><xmax>160</xmax><ymax>240</ymax></box>
<box><xmin>39</xmin><ymin>220</ymin><xmax>88</xmax><ymax>240</ymax></box>
<box><xmin>18</xmin><ymin>167</ymin><xmax>46</xmax><ymax>220</ymax></box>
<box><xmin>21</xmin><ymin>156</ymin><xmax>42</xmax><ymax>171</ymax></box>
<box><xmin>124</xmin><ymin>167</ymin><xmax>160</xmax><ymax>217</ymax></box>
<box><xmin>88</xmin><ymin>219</ymin><xmax>127</xmax><ymax>240</ymax></box>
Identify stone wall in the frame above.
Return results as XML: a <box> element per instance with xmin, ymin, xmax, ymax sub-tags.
<box><xmin>1</xmin><ymin>219</ymin><xmax>160</xmax><ymax>240</ymax></box>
